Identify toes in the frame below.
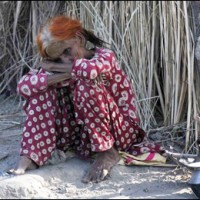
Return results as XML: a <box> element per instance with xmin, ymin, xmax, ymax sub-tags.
<box><xmin>95</xmin><ymin>169</ymin><xmax>109</xmax><ymax>182</ymax></box>
<box><xmin>81</xmin><ymin>171</ymin><xmax>92</xmax><ymax>183</ymax></box>
<box><xmin>81</xmin><ymin>168</ymin><xmax>110</xmax><ymax>183</ymax></box>
<box><xmin>81</xmin><ymin>170</ymin><xmax>101</xmax><ymax>183</ymax></box>
<box><xmin>7</xmin><ymin>169</ymin><xmax>15</xmax><ymax>174</ymax></box>
<box><xmin>7</xmin><ymin>169</ymin><xmax>25</xmax><ymax>175</ymax></box>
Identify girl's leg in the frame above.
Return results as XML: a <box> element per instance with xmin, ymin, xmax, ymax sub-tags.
<box><xmin>8</xmin><ymin>88</ymin><xmax>61</xmax><ymax>174</ymax></box>
<box><xmin>73</xmin><ymin>81</ymin><xmax>120</xmax><ymax>183</ymax></box>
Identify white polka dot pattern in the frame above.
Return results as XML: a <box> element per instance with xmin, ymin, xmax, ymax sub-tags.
<box><xmin>17</xmin><ymin>48</ymin><xmax>164</xmax><ymax>166</ymax></box>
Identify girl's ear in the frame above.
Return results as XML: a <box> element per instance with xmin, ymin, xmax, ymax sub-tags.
<box><xmin>75</xmin><ymin>31</ymin><xmax>86</xmax><ymax>47</ymax></box>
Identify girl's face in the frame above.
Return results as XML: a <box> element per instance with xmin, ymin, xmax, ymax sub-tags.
<box><xmin>59</xmin><ymin>37</ymin><xmax>85</xmax><ymax>63</ymax></box>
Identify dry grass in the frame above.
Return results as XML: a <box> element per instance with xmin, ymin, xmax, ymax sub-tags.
<box><xmin>0</xmin><ymin>1</ymin><xmax>199</xmax><ymax>154</ymax></box>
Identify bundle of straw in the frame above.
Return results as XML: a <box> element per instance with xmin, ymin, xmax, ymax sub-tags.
<box><xmin>0</xmin><ymin>1</ymin><xmax>198</xmax><ymax>154</ymax></box>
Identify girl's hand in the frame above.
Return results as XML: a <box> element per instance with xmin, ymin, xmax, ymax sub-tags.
<box><xmin>39</xmin><ymin>58</ymin><xmax>73</xmax><ymax>73</ymax></box>
<box><xmin>39</xmin><ymin>59</ymin><xmax>54</xmax><ymax>72</ymax></box>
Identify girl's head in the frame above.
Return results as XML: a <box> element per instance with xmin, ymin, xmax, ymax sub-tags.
<box><xmin>36</xmin><ymin>15</ymin><xmax>107</xmax><ymax>59</ymax></box>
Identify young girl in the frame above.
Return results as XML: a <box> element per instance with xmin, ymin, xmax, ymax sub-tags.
<box><xmin>8</xmin><ymin>15</ymin><xmax>165</xmax><ymax>183</ymax></box>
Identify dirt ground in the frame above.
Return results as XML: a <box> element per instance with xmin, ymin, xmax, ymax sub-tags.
<box><xmin>0</xmin><ymin>94</ymin><xmax>198</xmax><ymax>199</ymax></box>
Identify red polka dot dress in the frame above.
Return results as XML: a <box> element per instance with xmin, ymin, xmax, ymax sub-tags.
<box><xmin>17</xmin><ymin>47</ymin><xmax>164</xmax><ymax>167</ymax></box>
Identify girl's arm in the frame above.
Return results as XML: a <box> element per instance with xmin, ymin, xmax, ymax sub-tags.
<box><xmin>47</xmin><ymin>72</ymin><xmax>71</xmax><ymax>86</ymax></box>
<box><xmin>17</xmin><ymin>68</ymin><xmax>71</xmax><ymax>98</ymax></box>
<box><xmin>71</xmin><ymin>48</ymin><xmax>115</xmax><ymax>80</ymax></box>
<box><xmin>39</xmin><ymin>58</ymin><xmax>73</xmax><ymax>74</ymax></box>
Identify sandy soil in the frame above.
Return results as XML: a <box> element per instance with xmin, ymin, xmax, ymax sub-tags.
<box><xmin>0</xmin><ymin>95</ymin><xmax>198</xmax><ymax>199</ymax></box>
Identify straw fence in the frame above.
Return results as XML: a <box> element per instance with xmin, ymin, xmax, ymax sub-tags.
<box><xmin>0</xmin><ymin>1</ymin><xmax>199</xmax><ymax>154</ymax></box>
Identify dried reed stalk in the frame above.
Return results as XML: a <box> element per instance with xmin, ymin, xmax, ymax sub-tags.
<box><xmin>0</xmin><ymin>1</ymin><xmax>198</xmax><ymax>154</ymax></box>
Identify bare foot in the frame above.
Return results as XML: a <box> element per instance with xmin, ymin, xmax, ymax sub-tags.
<box><xmin>7</xmin><ymin>156</ymin><xmax>38</xmax><ymax>175</ymax></box>
<box><xmin>81</xmin><ymin>147</ymin><xmax>120</xmax><ymax>183</ymax></box>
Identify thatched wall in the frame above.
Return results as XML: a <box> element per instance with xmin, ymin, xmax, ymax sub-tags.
<box><xmin>0</xmin><ymin>1</ymin><xmax>199</xmax><ymax>153</ymax></box>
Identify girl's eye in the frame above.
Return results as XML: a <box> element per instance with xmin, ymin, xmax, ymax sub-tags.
<box><xmin>63</xmin><ymin>48</ymin><xmax>71</xmax><ymax>55</ymax></box>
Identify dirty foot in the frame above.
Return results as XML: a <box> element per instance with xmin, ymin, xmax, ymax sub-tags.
<box><xmin>7</xmin><ymin>156</ymin><xmax>38</xmax><ymax>175</ymax></box>
<box><xmin>82</xmin><ymin>147</ymin><xmax>120</xmax><ymax>183</ymax></box>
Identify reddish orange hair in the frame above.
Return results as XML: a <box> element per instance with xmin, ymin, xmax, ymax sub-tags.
<box><xmin>36</xmin><ymin>29</ymin><xmax>47</xmax><ymax>58</ymax></box>
<box><xmin>36</xmin><ymin>15</ymin><xmax>83</xmax><ymax>58</ymax></box>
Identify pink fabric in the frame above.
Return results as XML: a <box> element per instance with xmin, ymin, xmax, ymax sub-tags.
<box><xmin>146</xmin><ymin>152</ymin><xmax>155</xmax><ymax>161</ymax></box>
<box><xmin>17</xmin><ymin>47</ymin><xmax>164</xmax><ymax>166</ymax></box>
